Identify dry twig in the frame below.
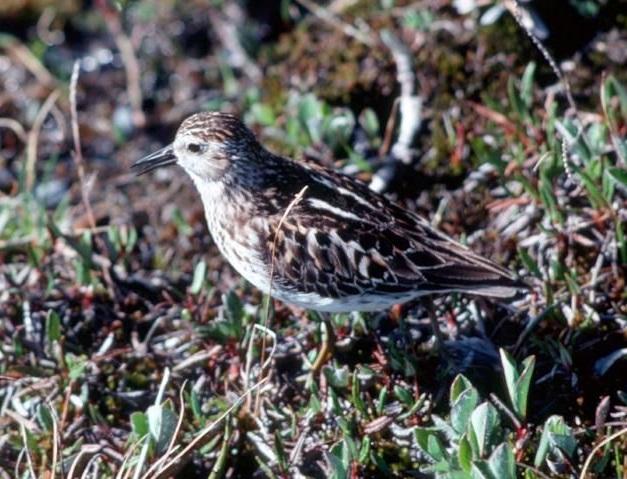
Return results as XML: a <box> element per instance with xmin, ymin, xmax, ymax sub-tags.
<box><xmin>69</xmin><ymin>61</ymin><xmax>117</xmax><ymax>298</ymax></box>
<box><xmin>0</xmin><ymin>35</ymin><xmax>57</xmax><ymax>88</ymax></box>
<box><xmin>579</xmin><ymin>426</ymin><xmax>627</xmax><ymax>479</ymax></box>
<box><xmin>96</xmin><ymin>0</ymin><xmax>145</xmax><ymax>127</ymax></box>
<box><xmin>371</xmin><ymin>30</ymin><xmax>423</xmax><ymax>193</ymax></box>
<box><xmin>208</xmin><ymin>5</ymin><xmax>262</xmax><ymax>82</ymax></box>
<box><xmin>147</xmin><ymin>377</ymin><xmax>270</xmax><ymax>478</ymax></box>
<box><xmin>507</xmin><ymin>0</ymin><xmax>584</xmax><ymax>182</ymax></box>
<box><xmin>25</xmin><ymin>89</ymin><xmax>60</xmax><ymax>191</ymax></box>
<box><xmin>294</xmin><ymin>0</ymin><xmax>375</xmax><ymax>46</ymax></box>
<box><xmin>380</xmin><ymin>29</ymin><xmax>422</xmax><ymax>165</ymax></box>
<box><xmin>0</xmin><ymin>118</ymin><xmax>27</xmax><ymax>143</ymax></box>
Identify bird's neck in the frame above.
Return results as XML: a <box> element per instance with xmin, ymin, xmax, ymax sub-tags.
<box><xmin>189</xmin><ymin>171</ymin><xmax>272</xmax><ymax>290</ymax></box>
<box><xmin>190</xmin><ymin>174</ymin><xmax>248</xmax><ymax>236</ymax></box>
<box><xmin>191</xmin><ymin>174</ymin><xmax>224</xmax><ymax>218</ymax></box>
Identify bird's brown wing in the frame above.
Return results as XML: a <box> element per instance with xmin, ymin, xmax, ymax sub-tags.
<box><xmin>266</xmin><ymin>162</ymin><xmax>525</xmax><ymax>300</ymax></box>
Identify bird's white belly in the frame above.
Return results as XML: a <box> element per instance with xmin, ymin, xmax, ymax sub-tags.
<box><xmin>270</xmin><ymin>289</ymin><xmax>420</xmax><ymax>312</ymax></box>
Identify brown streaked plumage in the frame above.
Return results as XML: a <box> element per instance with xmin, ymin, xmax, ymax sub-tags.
<box><xmin>132</xmin><ymin>112</ymin><xmax>526</xmax><ymax>312</ymax></box>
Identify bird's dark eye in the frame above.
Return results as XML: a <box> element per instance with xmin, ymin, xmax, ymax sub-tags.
<box><xmin>187</xmin><ymin>143</ymin><xmax>202</xmax><ymax>153</ymax></box>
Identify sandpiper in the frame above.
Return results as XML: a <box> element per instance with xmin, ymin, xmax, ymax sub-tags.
<box><xmin>132</xmin><ymin>112</ymin><xmax>525</xmax><ymax>313</ymax></box>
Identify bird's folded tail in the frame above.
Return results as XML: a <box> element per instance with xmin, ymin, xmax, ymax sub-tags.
<box><xmin>420</xmin><ymin>263</ymin><xmax>529</xmax><ymax>298</ymax></box>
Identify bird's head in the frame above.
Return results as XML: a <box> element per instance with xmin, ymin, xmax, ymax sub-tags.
<box><xmin>132</xmin><ymin>112</ymin><xmax>260</xmax><ymax>182</ymax></box>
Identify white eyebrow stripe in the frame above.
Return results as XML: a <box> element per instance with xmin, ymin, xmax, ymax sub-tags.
<box><xmin>311</xmin><ymin>171</ymin><xmax>377</xmax><ymax>210</ymax></box>
<box><xmin>307</xmin><ymin>198</ymin><xmax>363</xmax><ymax>222</ymax></box>
<box><xmin>337</xmin><ymin>186</ymin><xmax>376</xmax><ymax>208</ymax></box>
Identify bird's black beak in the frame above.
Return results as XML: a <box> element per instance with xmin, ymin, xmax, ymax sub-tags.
<box><xmin>131</xmin><ymin>144</ymin><xmax>177</xmax><ymax>175</ymax></box>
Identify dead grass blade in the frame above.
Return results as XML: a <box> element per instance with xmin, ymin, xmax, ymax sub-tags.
<box><xmin>25</xmin><ymin>89</ymin><xmax>60</xmax><ymax>191</ymax></box>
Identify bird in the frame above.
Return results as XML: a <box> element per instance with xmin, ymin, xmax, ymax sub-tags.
<box><xmin>132</xmin><ymin>112</ymin><xmax>525</xmax><ymax>314</ymax></box>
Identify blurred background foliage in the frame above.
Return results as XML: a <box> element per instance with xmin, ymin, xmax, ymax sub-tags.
<box><xmin>0</xmin><ymin>0</ymin><xmax>625</xmax><ymax>478</ymax></box>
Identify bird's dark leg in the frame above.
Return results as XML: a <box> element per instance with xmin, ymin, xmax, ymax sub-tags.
<box><xmin>310</xmin><ymin>313</ymin><xmax>335</xmax><ymax>375</ymax></box>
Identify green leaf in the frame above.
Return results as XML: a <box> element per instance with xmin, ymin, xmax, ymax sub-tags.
<box><xmin>324</xmin><ymin>365</ymin><xmax>350</xmax><ymax>389</ymax></box>
<box><xmin>348</xmin><ymin>150</ymin><xmax>372</xmax><ymax>173</ymax></box>
<box><xmin>131</xmin><ymin>411</ymin><xmax>149</xmax><ymax>437</ymax></box>
<box><xmin>471</xmin><ymin>460</ymin><xmax>495</xmax><ymax>479</ymax></box>
<box><xmin>323</xmin><ymin>109</ymin><xmax>355</xmax><ymax>149</ymax></box>
<box><xmin>254</xmin><ymin>457</ymin><xmax>277</xmax><ymax>479</ymax></box>
<box><xmin>190</xmin><ymin>260</ymin><xmax>207</xmax><ymax>295</ymax></box>
<box><xmin>403</xmin><ymin>9</ymin><xmax>434</xmax><ymax>31</ymax></box>
<box><xmin>607</xmin><ymin>167</ymin><xmax>627</xmax><ymax>187</ymax></box>
<box><xmin>107</xmin><ymin>226</ymin><xmax>120</xmax><ymax>257</ymax></box>
<box><xmin>534</xmin><ymin>415</ymin><xmax>575</xmax><ymax>467</ymax></box>
<box><xmin>516</xmin><ymin>355</ymin><xmax>535</xmax><ymax>420</ymax></box>
<box><xmin>36</xmin><ymin>404</ymin><xmax>54</xmax><ymax>432</ymax></box>
<box><xmin>601</xmin><ymin>75</ymin><xmax>627</xmax><ymax>128</ymax></box>
<box><xmin>499</xmin><ymin>349</ymin><xmax>518</xmax><ymax>412</ymax></box>
<box><xmin>250</xmin><ymin>103</ymin><xmax>275</xmax><ymax>126</ymax></box>
<box><xmin>190</xmin><ymin>390</ymin><xmax>203</xmax><ymax>423</ymax></box>
<box><xmin>414</xmin><ymin>428</ymin><xmax>445</xmax><ymax>462</ymax></box>
<box><xmin>65</xmin><ymin>353</ymin><xmax>88</xmax><ymax>381</ymax></box>
<box><xmin>343</xmin><ymin>436</ymin><xmax>359</xmax><ymax>464</ymax></box>
<box><xmin>564</xmin><ymin>271</ymin><xmax>580</xmax><ymax>296</ymax></box>
<box><xmin>359</xmin><ymin>436</ymin><xmax>371</xmax><ymax>464</ymax></box>
<box><xmin>499</xmin><ymin>350</ymin><xmax>535</xmax><ymax>420</ymax></box>
<box><xmin>394</xmin><ymin>385</ymin><xmax>414</xmax><ymax>406</ymax></box>
<box><xmin>555</xmin><ymin>119</ymin><xmax>593</xmax><ymax>164</ymax></box>
<box><xmin>220</xmin><ymin>290</ymin><xmax>244</xmax><ymax>338</ymax></box>
<box><xmin>538</xmin><ymin>172</ymin><xmax>562</xmax><ymax>225</ymax></box>
<box><xmin>359</xmin><ymin>108</ymin><xmax>380</xmax><ymax>139</ymax></box>
<box><xmin>376</xmin><ymin>387</ymin><xmax>388</xmax><ymax>416</ymax></box>
<box><xmin>329</xmin><ymin>441</ymin><xmax>349</xmax><ymax>479</ymax></box>
<box><xmin>584</xmin><ymin>123</ymin><xmax>607</xmax><ymax>158</ymax></box>
<box><xmin>147</xmin><ymin>402</ymin><xmax>178</xmax><ymax>454</ymax></box>
<box><xmin>74</xmin><ymin>257</ymin><xmax>92</xmax><ymax>286</ymax></box>
<box><xmin>171</xmin><ymin>207</ymin><xmax>192</xmax><ymax>236</ymax></box>
<box><xmin>329</xmin><ymin>386</ymin><xmax>342</xmax><ymax>415</ymax></box>
<box><xmin>298</xmin><ymin>94</ymin><xmax>324</xmax><ymax>144</ymax></box>
<box><xmin>575</xmin><ymin>165</ymin><xmax>609</xmax><ymax>209</ymax></box>
<box><xmin>451</xmin><ymin>374</ymin><xmax>474</xmax><ymax>402</ymax></box>
<box><xmin>508</xmin><ymin>76</ymin><xmax>526</xmax><ymax>120</ymax></box>
<box><xmin>602</xmin><ymin>166</ymin><xmax>616</xmax><ymax>203</ymax></box>
<box><xmin>469</xmin><ymin>403</ymin><xmax>500</xmax><ymax>458</ymax></box>
<box><xmin>427</xmin><ymin>433</ymin><xmax>446</xmax><ymax>461</ymax></box>
<box><xmin>274</xmin><ymin>430</ymin><xmax>288</xmax><ymax>471</ymax></box>
<box><xmin>224</xmin><ymin>290</ymin><xmax>242</xmax><ymax>321</ymax></box>
<box><xmin>549</xmin><ymin>431</ymin><xmax>577</xmax><ymax>457</ymax></box>
<box><xmin>351</xmin><ymin>372</ymin><xmax>368</xmax><ymax>417</ymax></box>
<box><xmin>399</xmin><ymin>394</ymin><xmax>427</xmax><ymax>421</ymax></box>
<box><xmin>488</xmin><ymin>443</ymin><xmax>516</xmax><ymax>479</ymax></box>
<box><xmin>451</xmin><ymin>375</ymin><xmax>480</xmax><ymax>435</ymax></box>
<box><xmin>458</xmin><ymin>434</ymin><xmax>473</xmax><ymax>471</ymax></box>
<box><xmin>308</xmin><ymin>381</ymin><xmax>322</xmax><ymax>414</ymax></box>
<box><xmin>616</xmin><ymin>220</ymin><xmax>627</xmax><ymax>265</ymax></box>
<box><xmin>46</xmin><ymin>310</ymin><xmax>61</xmax><ymax>343</ymax></box>
<box><xmin>520</xmin><ymin>62</ymin><xmax>536</xmax><ymax>109</ymax></box>
<box><xmin>570</xmin><ymin>0</ymin><xmax>600</xmax><ymax>16</ymax></box>
<box><xmin>20</xmin><ymin>427</ymin><xmax>40</xmax><ymax>456</ymax></box>
<box><xmin>125</xmin><ymin>226</ymin><xmax>138</xmax><ymax>252</ymax></box>
<box><xmin>517</xmin><ymin>248</ymin><xmax>541</xmax><ymax>278</ymax></box>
